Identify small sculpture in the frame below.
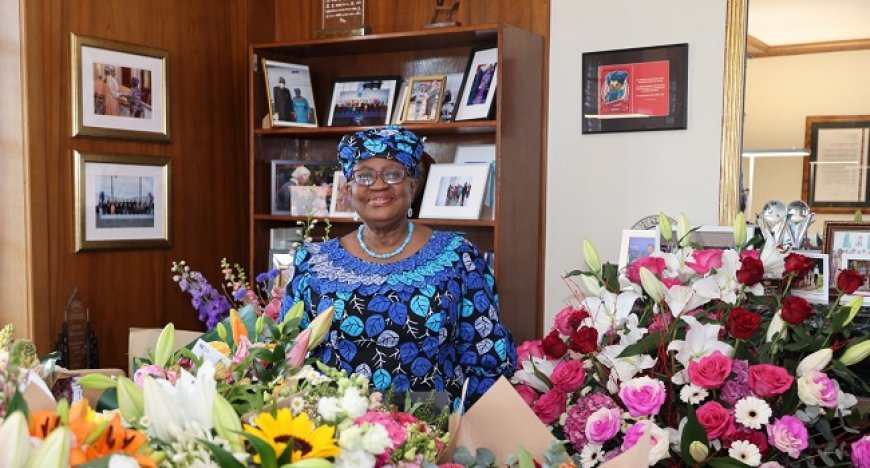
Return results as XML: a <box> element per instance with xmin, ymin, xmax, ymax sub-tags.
<box><xmin>757</xmin><ymin>199</ymin><xmax>815</xmax><ymax>251</ymax></box>
<box><xmin>426</xmin><ymin>0</ymin><xmax>461</xmax><ymax>28</ymax></box>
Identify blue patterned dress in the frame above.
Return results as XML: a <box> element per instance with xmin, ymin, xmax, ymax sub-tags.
<box><xmin>279</xmin><ymin>231</ymin><xmax>516</xmax><ymax>406</ymax></box>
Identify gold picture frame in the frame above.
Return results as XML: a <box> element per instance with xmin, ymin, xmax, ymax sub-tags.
<box><xmin>71</xmin><ymin>33</ymin><xmax>170</xmax><ymax>141</ymax></box>
<box><xmin>402</xmin><ymin>75</ymin><xmax>447</xmax><ymax>123</ymax></box>
<box><xmin>73</xmin><ymin>151</ymin><xmax>171</xmax><ymax>252</ymax></box>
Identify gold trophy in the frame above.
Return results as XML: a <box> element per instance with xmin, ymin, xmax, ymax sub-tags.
<box><xmin>424</xmin><ymin>0</ymin><xmax>461</xmax><ymax>29</ymax></box>
<box><xmin>317</xmin><ymin>0</ymin><xmax>370</xmax><ymax>38</ymax></box>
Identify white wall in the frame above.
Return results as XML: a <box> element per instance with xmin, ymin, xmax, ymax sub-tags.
<box><xmin>544</xmin><ymin>0</ymin><xmax>729</xmax><ymax>327</ymax></box>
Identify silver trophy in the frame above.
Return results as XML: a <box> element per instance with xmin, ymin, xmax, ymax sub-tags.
<box><xmin>785</xmin><ymin>200</ymin><xmax>814</xmax><ymax>250</ymax></box>
<box><xmin>756</xmin><ymin>199</ymin><xmax>814</xmax><ymax>251</ymax></box>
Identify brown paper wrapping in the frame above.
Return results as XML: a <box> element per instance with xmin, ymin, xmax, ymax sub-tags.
<box><xmin>128</xmin><ymin>327</ymin><xmax>202</xmax><ymax>374</ymax></box>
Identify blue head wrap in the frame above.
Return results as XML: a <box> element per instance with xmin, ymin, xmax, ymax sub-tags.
<box><xmin>337</xmin><ymin>126</ymin><xmax>425</xmax><ymax>179</ymax></box>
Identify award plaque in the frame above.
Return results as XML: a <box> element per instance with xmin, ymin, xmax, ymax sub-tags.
<box><xmin>55</xmin><ymin>288</ymin><xmax>99</xmax><ymax>369</ymax></box>
<box><xmin>317</xmin><ymin>0</ymin><xmax>370</xmax><ymax>38</ymax></box>
<box><xmin>424</xmin><ymin>0</ymin><xmax>461</xmax><ymax>29</ymax></box>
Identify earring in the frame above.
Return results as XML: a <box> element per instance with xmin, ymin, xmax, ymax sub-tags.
<box><xmin>407</xmin><ymin>207</ymin><xmax>413</xmax><ymax>218</ymax></box>
<box><xmin>352</xmin><ymin>212</ymin><xmax>359</xmax><ymax>222</ymax></box>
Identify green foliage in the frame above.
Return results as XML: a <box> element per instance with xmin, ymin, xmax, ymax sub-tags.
<box><xmin>680</xmin><ymin>404</ymin><xmax>709</xmax><ymax>466</ymax></box>
<box><xmin>199</xmin><ymin>438</ymin><xmax>246</xmax><ymax>468</ymax></box>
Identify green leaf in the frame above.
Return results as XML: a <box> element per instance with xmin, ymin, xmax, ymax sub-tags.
<box><xmin>564</xmin><ymin>269</ymin><xmax>596</xmax><ymax>278</ymax></box>
<box><xmin>476</xmin><ymin>447</ymin><xmax>496</xmax><ymax>466</ymax></box>
<box><xmin>516</xmin><ymin>448</ymin><xmax>535</xmax><ymax>468</ymax></box>
<box><xmin>706</xmin><ymin>456</ymin><xmax>752</xmax><ymax>468</ymax></box>
<box><xmin>73</xmin><ymin>457</ymin><xmax>112</xmax><ymax>468</ymax></box>
<box><xmin>96</xmin><ymin>387</ymin><xmax>118</xmax><ymax>412</ymax></box>
<box><xmin>618</xmin><ymin>332</ymin><xmax>666</xmax><ymax>358</ymax></box>
<box><xmin>831</xmin><ymin>305</ymin><xmax>851</xmax><ymax>333</ymax></box>
<box><xmin>7</xmin><ymin>390</ymin><xmax>29</xmax><ymax>418</ymax></box>
<box><xmin>199</xmin><ymin>438</ymin><xmax>246</xmax><ymax>468</ymax></box>
<box><xmin>242</xmin><ymin>431</ymin><xmax>279</xmax><ymax>468</ymax></box>
<box><xmin>680</xmin><ymin>404</ymin><xmax>709</xmax><ymax>465</ymax></box>
<box><xmin>602</xmin><ymin>263</ymin><xmax>620</xmax><ymax>293</ymax></box>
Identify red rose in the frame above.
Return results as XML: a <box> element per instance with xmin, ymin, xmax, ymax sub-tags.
<box><xmin>532</xmin><ymin>389</ymin><xmax>567</xmax><ymax>424</ymax></box>
<box><xmin>724</xmin><ymin>428</ymin><xmax>769</xmax><ymax>454</ymax></box>
<box><xmin>550</xmin><ymin>359</ymin><xmax>586</xmax><ymax>393</ymax></box>
<box><xmin>837</xmin><ymin>269</ymin><xmax>866</xmax><ymax>294</ymax></box>
<box><xmin>696</xmin><ymin>401</ymin><xmax>735</xmax><ymax>440</ymax></box>
<box><xmin>541</xmin><ymin>331</ymin><xmax>567</xmax><ymax>359</ymax></box>
<box><xmin>736</xmin><ymin>257</ymin><xmax>764</xmax><ymax>286</ymax></box>
<box><xmin>748</xmin><ymin>364</ymin><xmax>794</xmax><ymax>397</ymax></box>
<box><xmin>726</xmin><ymin>307</ymin><xmax>761</xmax><ymax>339</ymax></box>
<box><xmin>568</xmin><ymin>326</ymin><xmax>598</xmax><ymax>354</ymax></box>
<box><xmin>784</xmin><ymin>253</ymin><xmax>814</xmax><ymax>278</ymax></box>
<box><xmin>780</xmin><ymin>295</ymin><xmax>813</xmax><ymax>325</ymax></box>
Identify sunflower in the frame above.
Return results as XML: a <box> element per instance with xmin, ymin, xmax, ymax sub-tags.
<box><xmin>243</xmin><ymin>408</ymin><xmax>339</xmax><ymax>463</ymax></box>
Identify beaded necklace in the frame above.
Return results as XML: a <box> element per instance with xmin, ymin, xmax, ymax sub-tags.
<box><xmin>357</xmin><ymin>222</ymin><xmax>415</xmax><ymax>259</ymax></box>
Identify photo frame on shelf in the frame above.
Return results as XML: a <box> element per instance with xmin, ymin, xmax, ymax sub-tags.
<box><xmin>454</xmin><ymin>144</ymin><xmax>496</xmax><ymax>208</ymax></box>
<box><xmin>262</xmin><ymin>59</ymin><xmax>317</xmax><ymax>127</ymax></box>
<box><xmin>439</xmin><ymin>72</ymin><xmax>465</xmax><ymax>122</ymax></box>
<box><xmin>269</xmin><ymin>248</ymin><xmax>296</xmax><ymax>289</ymax></box>
<box><xmin>270</xmin><ymin>160</ymin><xmax>340</xmax><ymax>215</ymax></box>
<box><xmin>790</xmin><ymin>251</ymin><xmax>830</xmax><ymax>304</ymax></box>
<box><xmin>581</xmin><ymin>43</ymin><xmax>688</xmax><ymax>134</ymax></box>
<box><xmin>329</xmin><ymin>171</ymin><xmax>355</xmax><ymax>219</ymax></box>
<box><xmin>73</xmin><ymin>151</ymin><xmax>171</xmax><ymax>252</ymax></box>
<box><xmin>454</xmin><ymin>45</ymin><xmax>498</xmax><ymax>121</ymax></box>
<box><xmin>392</xmin><ymin>82</ymin><xmax>410</xmax><ymax>124</ymax></box>
<box><xmin>688</xmin><ymin>225</ymin><xmax>756</xmax><ymax>250</ymax></box>
<box><xmin>419</xmin><ymin>163</ymin><xmax>489</xmax><ymax>220</ymax></box>
<box><xmin>802</xmin><ymin>116</ymin><xmax>870</xmax><ymax>213</ymax></box>
<box><xmin>618</xmin><ymin>229</ymin><xmax>660</xmax><ymax>270</ymax></box>
<box><xmin>823</xmin><ymin>221</ymin><xmax>870</xmax><ymax>284</ymax></box>
<box><xmin>402</xmin><ymin>75</ymin><xmax>447</xmax><ymax>123</ymax></box>
<box><xmin>71</xmin><ymin>33</ymin><xmax>170</xmax><ymax>141</ymax></box>
<box><xmin>838</xmin><ymin>253</ymin><xmax>870</xmax><ymax>305</ymax></box>
<box><xmin>327</xmin><ymin>76</ymin><xmax>400</xmax><ymax>126</ymax></box>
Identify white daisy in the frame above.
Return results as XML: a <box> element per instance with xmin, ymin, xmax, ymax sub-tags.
<box><xmin>728</xmin><ymin>440</ymin><xmax>762</xmax><ymax>467</ymax></box>
<box><xmin>289</xmin><ymin>396</ymin><xmax>305</xmax><ymax>414</ymax></box>
<box><xmin>679</xmin><ymin>384</ymin><xmax>709</xmax><ymax>405</ymax></box>
<box><xmin>579</xmin><ymin>443</ymin><xmax>604</xmax><ymax>468</ymax></box>
<box><xmin>734</xmin><ymin>396</ymin><xmax>772</xmax><ymax>430</ymax></box>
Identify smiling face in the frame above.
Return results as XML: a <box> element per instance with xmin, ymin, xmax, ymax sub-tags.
<box><xmin>346</xmin><ymin>158</ymin><xmax>417</xmax><ymax>227</ymax></box>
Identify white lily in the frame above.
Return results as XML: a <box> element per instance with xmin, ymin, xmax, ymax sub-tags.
<box><xmin>0</xmin><ymin>411</ymin><xmax>31</xmax><ymax>468</ymax></box>
<box><xmin>144</xmin><ymin>360</ymin><xmax>217</xmax><ymax>441</ymax></box>
<box><xmin>513</xmin><ymin>356</ymin><xmax>556</xmax><ymax>392</ymax></box>
<box><xmin>796</xmin><ymin>348</ymin><xmax>833</xmax><ymax>377</ymax></box>
<box><xmin>667</xmin><ymin>315</ymin><xmax>733</xmax><ymax>367</ymax></box>
<box><xmin>577</xmin><ymin>274</ymin><xmax>603</xmax><ymax>298</ymax></box>
<box><xmin>760</xmin><ymin>236</ymin><xmax>785</xmax><ymax>278</ymax></box>
<box><xmin>597</xmin><ymin>342</ymin><xmax>656</xmax><ymax>393</ymax></box>
<box><xmin>581</xmin><ymin>290</ymin><xmax>640</xmax><ymax>344</ymax></box>
<box><xmin>766</xmin><ymin>311</ymin><xmax>788</xmax><ymax>342</ymax></box>
<box><xmin>25</xmin><ymin>427</ymin><xmax>69</xmax><ymax>468</ymax></box>
<box><xmin>665</xmin><ymin>285</ymin><xmax>711</xmax><ymax>317</ymax></box>
<box><xmin>690</xmin><ymin>250</ymin><xmax>742</xmax><ymax>305</ymax></box>
<box><xmin>639</xmin><ymin>267</ymin><xmax>666</xmax><ymax>303</ymax></box>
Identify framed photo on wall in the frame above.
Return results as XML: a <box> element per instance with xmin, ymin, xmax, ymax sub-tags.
<box><xmin>327</xmin><ymin>76</ymin><xmax>400</xmax><ymax>126</ymax></box>
<box><xmin>454</xmin><ymin>45</ymin><xmax>498</xmax><ymax>121</ymax></box>
<box><xmin>419</xmin><ymin>163</ymin><xmax>489</xmax><ymax>220</ymax></box>
<box><xmin>73</xmin><ymin>151</ymin><xmax>171</xmax><ymax>252</ymax></box>
<box><xmin>270</xmin><ymin>160</ymin><xmax>340</xmax><ymax>215</ymax></box>
<box><xmin>802</xmin><ymin>115</ymin><xmax>870</xmax><ymax>213</ymax></box>
<box><xmin>402</xmin><ymin>75</ymin><xmax>447</xmax><ymax>123</ymax></box>
<box><xmin>262</xmin><ymin>59</ymin><xmax>317</xmax><ymax>127</ymax></box>
<box><xmin>71</xmin><ymin>33</ymin><xmax>170</xmax><ymax>141</ymax></box>
<box><xmin>581</xmin><ymin>43</ymin><xmax>688</xmax><ymax>134</ymax></box>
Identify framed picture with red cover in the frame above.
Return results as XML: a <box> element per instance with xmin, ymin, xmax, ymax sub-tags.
<box><xmin>581</xmin><ymin>43</ymin><xmax>688</xmax><ymax>134</ymax></box>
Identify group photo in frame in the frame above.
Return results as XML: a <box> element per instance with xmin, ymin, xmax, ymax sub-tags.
<box><xmin>327</xmin><ymin>76</ymin><xmax>400</xmax><ymax>126</ymax></box>
<box><xmin>581</xmin><ymin>43</ymin><xmax>688</xmax><ymax>134</ymax></box>
<box><xmin>454</xmin><ymin>45</ymin><xmax>498</xmax><ymax>121</ymax></box>
<box><xmin>618</xmin><ymin>229</ymin><xmax>660</xmax><ymax>270</ymax></box>
<box><xmin>802</xmin><ymin>115</ymin><xmax>870</xmax><ymax>213</ymax></box>
<box><xmin>71</xmin><ymin>33</ymin><xmax>169</xmax><ymax>141</ymax></box>
<box><xmin>823</xmin><ymin>221</ymin><xmax>870</xmax><ymax>286</ymax></box>
<box><xmin>270</xmin><ymin>160</ymin><xmax>340</xmax><ymax>216</ymax></box>
<box><xmin>329</xmin><ymin>171</ymin><xmax>355</xmax><ymax>219</ymax></box>
<box><xmin>402</xmin><ymin>75</ymin><xmax>447</xmax><ymax>123</ymax></box>
<box><xmin>419</xmin><ymin>163</ymin><xmax>489</xmax><ymax>220</ymax></box>
<box><xmin>790</xmin><ymin>251</ymin><xmax>830</xmax><ymax>304</ymax></box>
<box><xmin>262</xmin><ymin>59</ymin><xmax>317</xmax><ymax>127</ymax></box>
<box><xmin>73</xmin><ymin>151</ymin><xmax>171</xmax><ymax>252</ymax></box>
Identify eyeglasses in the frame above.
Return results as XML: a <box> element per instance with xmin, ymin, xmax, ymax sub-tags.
<box><xmin>350</xmin><ymin>168</ymin><xmax>407</xmax><ymax>186</ymax></box>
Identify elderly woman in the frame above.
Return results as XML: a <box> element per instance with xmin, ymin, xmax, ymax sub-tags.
<box><xmin>279</xmin><ymin>126</ymin><xmax>516</xmax><ymax>407</ymax></box>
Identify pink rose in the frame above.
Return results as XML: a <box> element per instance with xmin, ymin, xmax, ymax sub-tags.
<box><xmin>133</xmin><ymin>364</ymin><xmax>167</xmax><ymax>386</ymax></box>
<box><xmin>797</xmin><ymin>371</ymin><xmax>838</xmax><ymax>408</ymax></box>
<box><xmin>514</xmin><ymin>383</ymin><xmax>539</xmax><ymax>406</ymax></box>
<box><xmin>851</xmin><ymin>435</ymin><xmax>870</xmax><ymax>468</ymax></box>
<box><xmin>532</xmin><ymin>389</ymin><xmax>567</xmax><ymax>424</ymax></box>
<box><xmin>662</xmin><ymin>277</ymin><xmax>683</xmax><ymax>288</ymax></box>
<box><xmin>554</xmin><ymin>306</ymin><xmax>589</xmax><ymax>335</ymax></box>
<box><xmin>618</xmin><ymin>376</ymin><xmax>666</xmax><ymax>417</ymax></box>
<box><xmin>626</xmin><ymin>256</ymin><xmax>666</xmax><ymax>285</ymax></box>
<box><xmin>585</xmin><ymin>407</ymin><xmax>622</xmax><ymax>445</ymax></box>
<box><xmin>551</xmin><ymin>359</ymin><xmax>586</xmax><ymax>393</ymax></box>
<box><xmin>686</xmin><ymin>249</ymin><xmax>724</xmax><ymax>275</ymax></box>
<box><xmin>748</xmin><ymin>364</ymin><xmax>794</xmax><ymax>398</ymax></box>
<box><xmin>696</xmin><ymin>401</ymin><xmax>735</xmax><ymax>440</ymax></box>
<box><xmin>687</xmin><ymin>350</ymin><xmax>732</xmax><ymax>389</ymax></box>
<box><xmin>767</xmin><ymin>415</ymin><xmax>808</xmax><ymax>459</ymax></box>
<box><xmin>740</xmin><ymin>249</ymin><xmax>761</xmax><ymax>261</ymax></box>
<box><xmin>516</xmin><ymin>339</ymin><xmax>544</xmax><ymax>364</ymax></box>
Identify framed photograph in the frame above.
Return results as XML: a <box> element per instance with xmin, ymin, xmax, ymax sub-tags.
<box><xmin>618</xmin><ymin>229</ymin><xmax>660</xmax><ymax>270</ymax></box>
<box><xmin>454</xmin><ymin>145</ymin><xmax>496</xmax><ymax>208</ymax></box>
<box><xmin>823</xmin><ymin>221</ymin><xmax>870</xmax><ymax>283</ymax></box>
<box><xmin>838</xmin><ymin>254</ymin><xmax>870</xmax><ymax>305</ymax></box>
<box><xmin>329</xmin><ymin>171</ymin><xmax>355</xmax><ymax>218</ymax></box>
<box><xmin>455</xmin><ymin>45</ymin><xmax>498</xmax><ymax>121</ymax></box>
<box><xmin>73</xmin><ymin>151</ymin><xmax>171</xmax><ymax>252</ymax></box>
<box><xmin>71</xmin><ymin>33</ymin><xmax>169</xmax><ymax>141</ymax></box>
<box><xmin>419</xmin><ymin>163</ymin><xmax>490</xmax><ymax>220</ymax></box>
<box><xmin>791</xmin><ymin>251</ymin><xmax>830</xmax><ymax>304</ymax></box>
<box><xmin>802</xmin><ymin>116</ymin><xmax>870</xmax><ymax>213</ymax></box>
<box><xmin>402</xmin><ymin>75</ymin><xmax>446</xmax><ymax>123</ymax></box>
<box><xmin>439</xmin><ymin>72</ymin><xmax>465</xmax><ymax>122</ymax></box>
<box><xmin>270</xmin><ymin>161</ymin><xmax>340</xmax><ymax>216</ymax></box>
<box><xmin>262</xmin><ymin>59</ymin><xmax>317</xmax><ymax>127</ymax></box>
<box><xmin>392</xmin><ymin>83</ymin><xmax>410</xmax><ymax>124</ymax></box>
<box><xmin>270</xmin><ymin>249</ymin><xmax>296</xmax><ymax>289</ymax></box>
<box><xmin>581</xmin><ymin>43</ymin><xmax>688</xmax><ymax>134</ymax></box>
<box><xmin>327</xmin><ymin>76</ymin><xmax>400</xmax><ymax>126</ymax></box>
<box><xmin>689</xmin><ymin>225</ymin><xmax>757</xmax><ymax>250</ymax></box>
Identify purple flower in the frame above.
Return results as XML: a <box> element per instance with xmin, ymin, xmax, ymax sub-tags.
<box><xmin>767</xmin><ymin>415</ymin><xmax>808</xmax><ymax>459</ymax></box>
<box><xmin>233</xmin><ymin>288</ymin><xmax>247</xmax><ymax>302</ymax></box>
<box><xmin>721</xmin><ymin>359</ymin><xmax>752</xmax><ymax>405</ymax></box>
<box><xmin>256</xmin><ymin>269</ymin><xmax>279</xmax><ymax>284</ymax></box>
<box><xmin>563</xmin><ymin>392</ymin><xmax>617</xmax><ymax>452</ymax></box>
<box><xmin>852</xmin><ymin>435</ymin><xmax>870</xmax><ymax>468</ymax></box>
<box><xmin>618</xmin><ymin>376</ymin><xmax>667</xmax><ymax>417</ymax></box>
<box><xmin>585</xmin><ymin>407</ymin><xmax>622</xmax><ymax>445</ymax></box>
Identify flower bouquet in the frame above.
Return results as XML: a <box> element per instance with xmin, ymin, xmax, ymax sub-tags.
<box><xmin>513</xmin><ymin>213</ymin><xmax>870</xmax><ymax>467</ymax></box>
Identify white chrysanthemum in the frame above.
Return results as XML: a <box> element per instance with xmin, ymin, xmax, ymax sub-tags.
<box><xmin>734</xmin><ymin>396</ymin><xmax>771</xmax><ymax>430</ymax></box>
<box><xmin>317</xmin><ymin>396</ymin><xmax>340</xmax><ymax>420</ymax></box>
<box><xmin>679</xmin><ymin>384</ymin><xmax>709</xmax><ymax>405</ymax></box>
<box><xmin>339</xmin><ymin>386</ymin><xmax>369</xmax><ymax>419</ymax></box>
<box><xmin>289</xmin><ymin>396</ymin><xmax>305</xmax><ymax>414</ymax></box>
<box><xmin>335</xmin><ymin>448</ymin><xmax>376</xmax><ymax>468</ymax></box>
<box><xmin>338</xmin><ymin>424</ymin><xmax>363</xmax><ymax>451</ymax></box>
<box><xmin>579</xmin><ymin>444</ymin><xmax>604</xmax><ymax>468</ymax></box>
<box><xmin>728</xmin><ymin>440</ymin><xmax>762</xmax><ymax>467</ymax></box>
<box><xmin>361</xmin><ymin>423</ymin><xmax>392</xmax><ymax>455</ymax></box>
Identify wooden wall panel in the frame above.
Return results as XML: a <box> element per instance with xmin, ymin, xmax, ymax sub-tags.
<box><xmin>21</xmin><ymin>0</ymin><xmax>252</xmax><ymax>370</ymax></box>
